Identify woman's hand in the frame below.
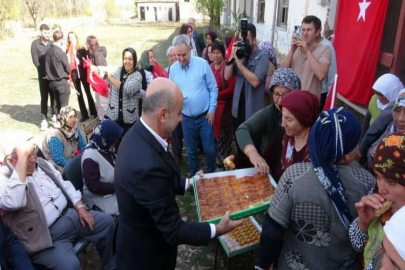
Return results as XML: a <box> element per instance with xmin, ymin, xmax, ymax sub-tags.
<box><xmin>246</xmin><ymin>148</ymin><xmax>269</xmax><ymax>176</ymax></box>
<box><xmin>355</xmin><ymin>193</ymin><xmax>386</xmax><ymax>232</ymax></box>
<box><xmin>223</xmin><ymin>155</ymin><xmax>235</xmax><ymax>170</ymax></box>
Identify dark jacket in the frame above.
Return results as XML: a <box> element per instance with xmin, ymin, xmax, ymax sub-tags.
<box><xmin>31</xmin><ymin>38</ymin><xmax>53</xmax><ymax>77</ymax></box>
<box><xmin>89</xmin><ymin>46</ymin><xmax>107</xmax><ymax>66</ymax></box>
<box><xmin>115</xmin><ymin>121</ymin><xmax>211</xmax><ymax>270</ymax></box>
<box><xmin>193</xmin><ymin>30</ymin><xmax>206</xmax><ymax>57</ymax></box>
<box><xmin>45</xmin><ymin>45</ymin><xmax>71</xmax><ymax>81</ymax></box>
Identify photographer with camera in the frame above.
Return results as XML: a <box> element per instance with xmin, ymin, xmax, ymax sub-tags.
<box><xmin>280</xmin><ymin>15</ymin><xmax>331</xmax><ymax>100</ymax></box>
<box><xmin>225</xmin><ymin>21</ymin><xmax>269</xmax><ymax>140</ymax></box>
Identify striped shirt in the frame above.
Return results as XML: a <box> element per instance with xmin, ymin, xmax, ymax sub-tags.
<box><xmin>0</xmin><ymin>161</ymin><xmax>81</xmax><ymax>226</ymax></box>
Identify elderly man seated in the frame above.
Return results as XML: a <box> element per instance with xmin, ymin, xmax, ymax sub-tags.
<box><xmin>0</xmin><ymin>141</ymin><xmax>115</xmax><ymax>270</ymax></box>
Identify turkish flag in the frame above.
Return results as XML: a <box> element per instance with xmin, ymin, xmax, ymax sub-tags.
<box><xmin>83</xmin><ymin>57</ymin><xmax>110</xmax><ymax>98</ymax></box>
<box><xmin>334</xmin><ymin>0</ymin><xmax>389</xmax><ymax>105</ymax></box>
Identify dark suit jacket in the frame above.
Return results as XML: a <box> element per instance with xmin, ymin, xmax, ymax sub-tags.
<box><xmin>115</xmin><ymin>121</ymin><xmax>211</xmax><ymax>270</ymax></box>
<box><xmin>193</xmin><ymin>30</ymin><xmax>206</xmax><ymax>57</ymax></box>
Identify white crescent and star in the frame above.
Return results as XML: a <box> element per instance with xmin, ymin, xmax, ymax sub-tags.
<box><xmin>358</xmin><ymin>0</ymin><xmax>371</xmax><ymax>22</ymax></box>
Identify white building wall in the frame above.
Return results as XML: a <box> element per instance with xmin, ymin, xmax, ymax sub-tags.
<box><xmin>223</xmin><ymin>0</ymin><xmax>336</xmax><ymax>56</ymax></box>
<box><xmin>137</xmin><ymin>2</ymin><xmax>177</xmax><ymax>22</ymax></box>
<box><xmin>179</xmin><ymin>0</ymin><xmax>208</xmax><ymax>21</ymax></box>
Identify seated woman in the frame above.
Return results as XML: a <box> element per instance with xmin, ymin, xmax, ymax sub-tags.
<box><xmin>42</xmin><ymin>106</ymin><xmax>86</xmax><ymax>171</ymax></box>
<box><xmin>91</xmin><ymin>47</ymin><xmax>142</xmax><ymax>135</ymax></box>
<box><xmin>81</xmin><ymin>119</ymin><xmax>123</xmax><ymax>216</ymax></box>
<box><xmin>363</xmin><ymin>89</ymin><xmax>405</xmax><ymax>164</ymax></box>
<box><xmin>349</xmin><ymin>131</ymin><xmax>405</xmax><ymax>270</ymax></box>
<box><xmin>202</xmin><ymin>31</ymin><xmax>217</xmax><ymax>61</ymax></box>
<box><xmin>210</xmin><ymin>41</ymin><xmax>236</xmax><ymax>168</ymax></box>
<box><xmin>258</xmin><ymin>108</ymin><xmax>376</xmax><ymax>270</ymax></box>
<box><xmin>361</xmin><ymin>74</ymin><xmax>403</xmax><ymax>136</ymax></box>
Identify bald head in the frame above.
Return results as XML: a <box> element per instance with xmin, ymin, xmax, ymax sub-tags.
<box><xmin>143</xmin><ymin>78</ymin><xmax>183</xmax><ymax>115</ymax></box>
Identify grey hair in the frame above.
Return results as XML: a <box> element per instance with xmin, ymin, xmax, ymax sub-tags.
<box><xmin>172</xmin><ymin>35</ymin><xmax>191</xmax><ymax>49</ymax></box>
<box><xmin>166</xmin><ymin>46</ymin><xmax>175</xmax><ymax>56</ymax></box>
<box><xmin>142</xmin><ymin>90</ymin><xmax>175</xmax><ymax>115</ymax></box>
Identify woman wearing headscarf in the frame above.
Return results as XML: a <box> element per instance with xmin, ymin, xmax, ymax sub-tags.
<box><xmin>86</xmin><ymin>35</ymin><xmax>108</xmax><ymax>120</ymax></box>
<box><xmin>210</xmin><ymin>41</ymin><xmax>236</xmax><ymax>168</ymax></box>
<box><xmin>349</xmin><ymin>131</ymin><xmax>405</xmax><ymax>270</ymax></box>
<box><xmin>202</xmin><ymin>31</ymin><xmax>217</xmax><ymax>61</ymax></box>
<box><xmin>258</xmin><ymin>108</ymin><xmax>375</xmax><ymax>270</ymax></box>
<box><xmin>91</xmin><ymin>47</ymin><xmax>142</xmax><ymax>134</ymax></box>
<box><xmin>363</xmin><ymin>89</ymin><xmax>405</xmax><ymax>164</ymax></box>
<box><xmin>66</xmin><ymin>32</ymin><xmax>97</xmax><ymax>122</ymax></box>
<box><xmin>81</xmin><ymin>119</ymin><xmax>123</xmax><ymax>215</ymax></box>
<box><xmin>165</xmin><ymin>46</ymin><xmax>176</xmax><ymax>74</ymax></box>
<box><xmin>42</xmin><ymin>106</ymin><xmax>86</xmax><ymax>171</ymax></box>
<box><xmin>258</xmin><ymin>41</ymin><xmax>278</xmax><ymax>94</ymax></box>
<box><xmin>224</xmin><ymin>68</ymin><xmax>301</xmax><ymax>180</ymax></box>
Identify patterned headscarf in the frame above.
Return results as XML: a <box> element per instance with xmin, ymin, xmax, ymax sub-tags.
<box><xmin>141</xmin><ymin>49</ymin><xmax>153</xmax><ymax>72</ymax></box>
<box><xmin>370</xmin><ymin>131</ymin><xmax>405</xmax><ymax>187</ymax></box>
<box><xmin>394</xmin><ymin>89</ymin><xmax>405</xmax><ymax>110</ymax></box>
<box><xmin>269</xmin><ymin>68</ymin><xmax>301</xmax><ymax>93</ymax></box>
<box><xmin>308</xmin><ymin>108</ymin><xmax>361</xmax><ymax>229</ymax></box>
<box><xmin>59</xmin><ymin>106</ymin><xmax>78</xmax><ymax>141</ymax></box>
<box><xmin>258</xmin><ymin>41</ymin><xmax>278</xmax><ymax>68</ymax></box>
<box><xmin>86</xmin><ymin>119</ymin><xmax>123</xmax><ymax>153</ymax></box>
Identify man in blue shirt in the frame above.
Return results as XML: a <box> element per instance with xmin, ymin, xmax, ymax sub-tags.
<box><xmin>169</xmin><ymin>35</ymin><xmax>218</xmax><ymax>175</ymax></box>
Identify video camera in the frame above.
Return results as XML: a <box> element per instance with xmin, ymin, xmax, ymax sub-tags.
<box><xmin>236</xmin><ymin>18</ymin><xmax>251</xmax><ymax>59</ymax></box>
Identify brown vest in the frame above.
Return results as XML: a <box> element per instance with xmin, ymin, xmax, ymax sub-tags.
<box><xmin>0</xmin><ymin>158</ymin><xmax>74</xmax><ymax>255</ymax></box>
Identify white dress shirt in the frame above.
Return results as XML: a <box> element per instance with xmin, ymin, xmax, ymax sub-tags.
<box><xmin>0</xmin><ymin>160</ymin><xmax>81</xmax><ymax>226</ymax></box>
<box><xmin>140</xmin><ymin>118</ymin><xmax>216</xmax><ymax>238</ymax></box>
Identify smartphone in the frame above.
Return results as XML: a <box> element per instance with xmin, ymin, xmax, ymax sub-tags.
<box><xmin>294</xmin><ymin>25</ymin><xmax>302</xmax><ymax>39</ymax></box>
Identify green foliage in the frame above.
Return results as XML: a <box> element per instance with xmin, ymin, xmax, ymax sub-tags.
<box><xmin>231</xmin><ymin>9</ymin><xmax>249</xmax><ymax>34</ymax></box>
<box><xmin>195</xmin><ymin>0</ymin><xmax>223</xmax><ymax>28</ymax></box>
<box><xmin>105</xmin><ymin>0</ymin><xmax>118</xmax><ymax>18</ymax></box>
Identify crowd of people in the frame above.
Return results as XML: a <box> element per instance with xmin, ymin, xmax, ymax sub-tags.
<box><xmin>0</xmin><ymin>14</ymin><xmax>405</xmax><ymax>270</ymax></box>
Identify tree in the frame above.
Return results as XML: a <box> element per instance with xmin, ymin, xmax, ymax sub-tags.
<box><xmin>24</xmin><ymin>0</ymin><xmax>44</xmax><ymax>29</ymax></box>
<box><xmin>195</xmin><ymin>0</ymin><xmax>223</xmax><ymax>29</ymax></box>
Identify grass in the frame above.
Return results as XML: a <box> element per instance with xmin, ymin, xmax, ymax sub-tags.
<box><xmin>0</xmin><ymin>22</ymin><xmax>264</xmax><ymax>269</ymax></box>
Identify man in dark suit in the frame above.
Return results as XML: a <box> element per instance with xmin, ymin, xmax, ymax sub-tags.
<box><xmin>115</xmin><ymin>78</ymin><xmax>242</xmax><ymax>270</ymax></box>
<box><xmin>188</xmin><ymin>17</ymin><xmax>206</xmax><ymax>57</ymax></box>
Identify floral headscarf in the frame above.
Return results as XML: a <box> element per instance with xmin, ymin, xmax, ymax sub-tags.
<box><xmin>59</xmin><ymin>106</ymin><xmax>78</xmax><ymax>141</ymax></box>
<box><xmin>269</xmin><ymin>68</ymin><xmax>301</xmax><ymax>93</ymax></box>
<box><xmin>308</xmin><ymin>108</ymin><xmax>361</xmax><ymax>229</ymax></box>
<box><xmin>86</xmin><ymin>119</ymin><xmax>123</xmax><ymax>153</ymax></box>
<box><xmin>258</xmin><ymin>41</ymin><xmax>278</xmax><ymax>68</ymax></box>
<box><xmin>370</xmin><ymin>131</ymin><xmax>405</xmax><ymax>187</ymax></box>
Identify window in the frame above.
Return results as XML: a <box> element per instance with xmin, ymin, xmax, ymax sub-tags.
<box><xmin>147</xmin><ymin>6</ymin><xmax>149</xmax><ymax>10</ymax></box>
<box><xmin>277</xmin><ymin>0</ymin><xmax>289</xmax><ymax>28</ymax></box>
<box><xmin>184</xmin><ymin>0</ymin><xmax>190</xmax><ymax>2</ymax></box>
<box><xmin>257</xmin><ymin>0</ymin><xmax>265</xmax><ymax>23</ymax></box>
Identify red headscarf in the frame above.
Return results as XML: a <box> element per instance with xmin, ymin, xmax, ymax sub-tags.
<box><xmin>279</xmin><ymin>91</ymin><xmax>320</xmax><ymax>128</ymax></box>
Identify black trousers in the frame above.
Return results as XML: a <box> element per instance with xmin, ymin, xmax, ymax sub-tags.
<box><xmin>50</xmin><ymin>80</ymin><xmax>70</xmax><ymax>114</ymax></box>
<box><xmin>72</xmin><ymin>70</ymin><xmax>97</xmax><ymax>118</ymax></box>
<box><xmin>171</xmin><ymin>122</ymin><xmax>183</xmax><ymax>158</ymax></box>
<box><xmin>38</xmin><ymin>74</ymin><xmax>55</xmax><ymax>119</ymax></box>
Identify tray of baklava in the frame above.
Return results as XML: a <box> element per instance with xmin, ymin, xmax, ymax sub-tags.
<box><xmin>193</xmin><ymin>168</ymin><xmax>277</xmax><ymax>223</ymax></box>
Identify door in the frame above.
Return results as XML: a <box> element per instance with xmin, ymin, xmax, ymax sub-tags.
<box><xmin>377</xmin><ymin>0</ymin><xmax>405</xmax><ymax>81</ymax></box>
<box><xmin>168</xmin><ymin>8</ymin><xmax>173</xmax><ymax>21</ymax></box>
<box><xmin>140</xmin><ymin>7</ymin><xmax>145</xmax><ymax>21</ymax></box>
<box><xmin>154</xmin><ymin>7</ymin><xmax>158</xmax><ymax>21</ymax></box>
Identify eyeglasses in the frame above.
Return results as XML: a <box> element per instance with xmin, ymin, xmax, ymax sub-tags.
<box><xmin>273</xmin><ymin>92</ymin><xmax>289</xmax><ymax>99</ymax></box>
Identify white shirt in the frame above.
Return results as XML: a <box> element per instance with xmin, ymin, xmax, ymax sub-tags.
<box><xmin>0</xmin><ymin>161</ymin><xmax>81</xmax><ymax>226</ymax></box>
<box><xmin>140</xmin><ymin>118</ymin><xmax>216</xmax><ymax>238</ymax></box>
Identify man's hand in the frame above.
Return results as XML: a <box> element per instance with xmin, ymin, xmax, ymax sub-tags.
<box><xmin>297</xmin><ymin>38</ymin><xmax>309</xmax><ymax>55</ymax></box>
<box><xmin>290</xmin><ymin>34</ymin><xmax>300</xmax><ymax>52</ymax></box>
<box><xmin>14</xmin><ymin>142</ymin><xmax>35</xmax><ymax>160</ymax></box>
<box><xmin>206</xmin><ymin>112</ymin><xmax>215</xmax><ymax>126</ymax></box>
<box><xmin>78</xmin><ymin>208</ymin><xmax>94</xmax><ymax>230</ymax></box>
<box><xmin>215</xmin><ymin>211</ymin><xmax>243</xmax><ymax>236</ymax></box>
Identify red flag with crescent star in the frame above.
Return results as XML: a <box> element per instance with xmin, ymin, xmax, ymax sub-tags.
<box><xmin>330</xmin><ymin>0</ymin><xmax>389</xmax><ymax>106</ymax></box>
<box><xmin>83</xmin><ymin>57</ymin><xmax>109</xmax><ymax>98</ymax></box>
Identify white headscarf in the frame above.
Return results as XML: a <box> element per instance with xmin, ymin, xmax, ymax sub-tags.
<box><xmin>384</xmin><ymin>206</ymin><xmax>405</xmax><ymax>260</ymax></box>
<box><xmin>373</xmin><ymin>73</ymin><xmax>404</xmax><ymax>110</ymax></box>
